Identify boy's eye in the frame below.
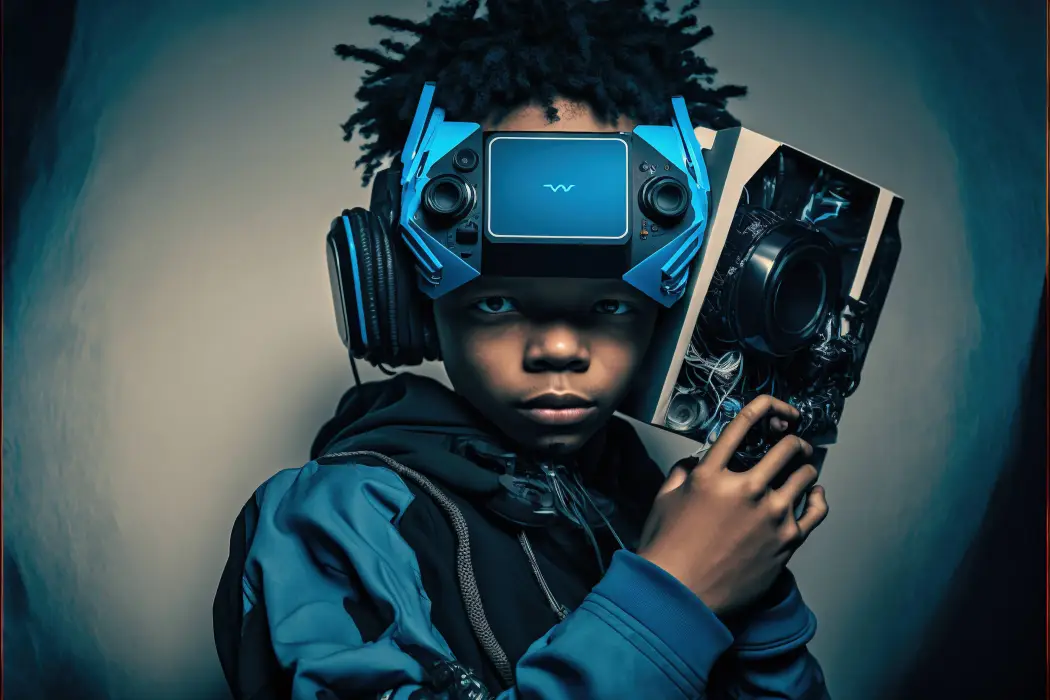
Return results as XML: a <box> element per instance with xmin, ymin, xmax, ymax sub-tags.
<box><xmin>474</xmin><ymin>296</ymin><xmax>518</xmax><ymax>314</ymax></box>
<box><xmin>593</xmin><ymin>299</ymin><xmax>632</xmax><ymax>315</ymax></box>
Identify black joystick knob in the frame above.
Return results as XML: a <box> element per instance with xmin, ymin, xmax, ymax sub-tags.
<box><xmin>639</xmin><ymin>176</ymin><xmax>690</xmax><ymax>224</ymax></box>
<box><xmin>421</xmin><ymin>175</ymin><xmax>475</xmax><ymax>223</ymax></box>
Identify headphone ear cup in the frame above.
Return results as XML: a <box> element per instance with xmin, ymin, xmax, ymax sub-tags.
<box><xmin>344</xmin><ymin>208</ymin><xmax>382</xmax><ymax>361</ymax></box>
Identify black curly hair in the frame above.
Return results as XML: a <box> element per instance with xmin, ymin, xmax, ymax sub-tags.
<box><xmin>335</xmin><ymin>0</ymin><xmax>747</xmax><ymax>185</ymax></box>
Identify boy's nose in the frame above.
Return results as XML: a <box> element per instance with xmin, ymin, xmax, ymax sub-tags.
<box><xmin>523</xmin><ymin>323</ymin><xmax>590</xmax><ymax>372</ymax></box>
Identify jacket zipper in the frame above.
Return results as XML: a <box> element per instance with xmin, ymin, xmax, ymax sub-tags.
<box><xmin>518</xmin><ymin>532</ymin><xmax>570</xmax><ymax>621</ymax></box>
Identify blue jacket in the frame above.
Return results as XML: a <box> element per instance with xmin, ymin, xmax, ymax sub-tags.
<box><xmin>214</xmin><ymin>374</ymin><xmax>829</xmax><ymax>699</ymax></box>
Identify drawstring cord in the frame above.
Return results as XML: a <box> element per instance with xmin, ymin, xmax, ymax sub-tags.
<box><xmin>321</xmin><ymin>452</ymin><xmax>626</xmax><ymax>691</ymax></box>
<box><xmin>323</xmin><ymin>450</ymin><xmax>516</xmax><ymax>689</ymax></box>
<box><xmin>572</xmin><ymin>469</ymin><xmax>627</xmax><ymax>551</ymax></box>
<box><xmin>541</xmin><ymin>463</ymin><xmax>626</xmax><ymax>575</ymax></box>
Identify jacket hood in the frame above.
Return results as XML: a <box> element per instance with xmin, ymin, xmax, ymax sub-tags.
<box><xmin>311</xmin><ymin>371</ymin><xmax>487</xmax><ymax>454</ymax></box>
<box><xmin>309</xmin><ymin>373</ymin><xmax>664</xmax><ymax>507</ymax></box>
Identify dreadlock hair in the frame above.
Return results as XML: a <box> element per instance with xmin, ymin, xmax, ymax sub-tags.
<box><xmin>336</xmin><ymin>0</ymin><xmax>747</xmax><ymax>186</ymax></box>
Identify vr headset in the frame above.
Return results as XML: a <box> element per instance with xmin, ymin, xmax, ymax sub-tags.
<box><xmin>327</xmin><ymin>82</ymin><xmax>902</xmax><ymax>456</ymax></box>
<box><xmin>326</xmin><ymin>82</ymin><xmax>711</xmax><ymax>367</ymax></box>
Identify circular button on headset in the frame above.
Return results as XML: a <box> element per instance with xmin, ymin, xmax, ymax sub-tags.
<box><xmin>422</xmin><ymin>174</ymin><xmax>475</xmax><ymax>223</ymax></box>
<box><xmin>639</xmin><ymin>176</ymin><xmax>690</xmax><ymax>224</ymax></box>
<box><xmin>452</xmin><ymin>148</ymin><xmax>479</xmax><ymax>172</ymax></box>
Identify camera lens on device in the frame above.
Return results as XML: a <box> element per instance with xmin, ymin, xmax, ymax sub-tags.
<box><xmin>422</xmin><ymin>175</ymin><xmax>475</xmax><ymax>223</ymax></box>
<box><xmin>640</xmin><ymin>176</ymin><xmax>690</xmax><ymax>224</ymax></box>
<box><xmin>733</xmin><ymin>222</ymin><xmax>841</xmax><ymax>357</ymax></box>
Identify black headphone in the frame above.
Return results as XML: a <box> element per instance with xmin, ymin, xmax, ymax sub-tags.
<box><xmin>326</xmin><ymin>166</ymin><xmax>442</xmax><ymax>371</ymax></box>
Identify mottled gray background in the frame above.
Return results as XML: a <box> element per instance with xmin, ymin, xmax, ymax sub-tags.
<box><xmin>3</xmin><ymin>1</ymin><xmax>1045</xmax><ymax>698</ymax></box>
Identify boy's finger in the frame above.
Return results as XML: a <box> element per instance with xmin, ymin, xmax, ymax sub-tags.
<box><xmin>797</xmin><ymin>485</ymin><xmax>829</xmax><ymax>538</ymax></box>
<box><xmin>776</xmin><ymin>463</ymin><xmax>819</xmax><ymax>504</ymax></box>
<box><xmin>703</xmin><ymin>395</ymin><xmax>799</xmax><ymax>471</ymax></box>
<box><xmin>748</xmin><ymin>435</ymin><xmax>813</xmax><ymax>490</ymax></box>
<box><xmin>658</xmin><ymin>458</ymin><xmax>694</xmax><ymax>496</ymax></box>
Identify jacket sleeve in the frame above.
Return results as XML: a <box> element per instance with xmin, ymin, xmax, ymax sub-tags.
<box><xmin>707</xmin><ymin>573</ymin><xmax>830</xmax><ymax>700</ymax></box>
<box><xmin>215</xmin><ymin>461</ymin><xmax>740</xmax><ymax>700</ymax></box>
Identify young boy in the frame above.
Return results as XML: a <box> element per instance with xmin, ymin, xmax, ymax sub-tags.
<box><xmin>214</xmin><ymin>2</ymin><xmax>831</xmax><ymax>698</ymax></box>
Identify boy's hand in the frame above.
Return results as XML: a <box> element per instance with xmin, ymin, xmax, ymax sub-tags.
<box><xmin>637</xmin><ymin>395</ymin><xmax>829</xmax><ymax>617</ymax></box>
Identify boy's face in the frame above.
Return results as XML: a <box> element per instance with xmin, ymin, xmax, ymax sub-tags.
<box><xmin>434</xmin><ymin>99</ymin><xmax>658</xmax><ymax>456</ymax></box>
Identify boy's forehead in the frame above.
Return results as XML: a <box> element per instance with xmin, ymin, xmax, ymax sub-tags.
<box><xmin>484</xmin><ymin>97</ymin><xmax>636</xmax><ymax>133</ymax></box>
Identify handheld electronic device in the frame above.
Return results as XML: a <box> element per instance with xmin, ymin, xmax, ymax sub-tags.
<box><xmin>618</xmin><ymin>127</ymin><xmax>903</xmax><ymax>461</ymax></box>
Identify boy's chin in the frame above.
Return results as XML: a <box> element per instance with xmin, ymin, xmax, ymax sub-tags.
<box><xmin>525</xmin><ymin>431</ymin><xmax>592</xmax><ymax>458</ymax></box>
<box><xmin>492</xmin><ymin>410</ymin><xmax>609</xmax><ymax>459</ymax></box>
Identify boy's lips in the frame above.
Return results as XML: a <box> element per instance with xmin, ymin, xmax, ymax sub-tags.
<box><xmin>515</xmin><ymin>393</ymin><xmax>598</xmax><ymax>426</ymax></box>
<box><xmin>516</xmin><ymin>393</ymin><xmax>596</xmax><ymax>409</ymax></box>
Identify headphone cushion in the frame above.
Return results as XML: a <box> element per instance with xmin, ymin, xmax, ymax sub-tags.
<box><xmin>371</xmin><ymin>211</ymin><xmax>399</xmax><ymax>362</ymax></box>
<box><xmin>386</xmin><ymin>216</ymin><xmax>434</xmax><ymax>366</ymax></box>
<box><xmin>374</xmin><ymin>168</ymin><xmax>435</xmax><ymax>366</ymax></box>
